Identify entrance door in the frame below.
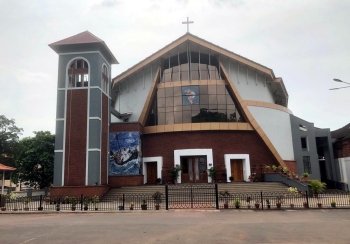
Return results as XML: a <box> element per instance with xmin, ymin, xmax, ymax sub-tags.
<box><xmin>147</xmin><ymin>162</ymin><xmax>157</xmax><ymax>184</ymax></box>
<box><xmin>230</xmin><ymin>159</ymin><xmax>244</xmax><ymax>182</ymax></box>
<box><xmin>181</xmin><ymin>156</ymin><xmax>207</xmax><ymax>183</ymax></box>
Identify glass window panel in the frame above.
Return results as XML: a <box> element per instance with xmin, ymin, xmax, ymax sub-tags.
<box><xmin>217</xmin><ymin>95</ymin><xmax>226</xmax><ymax>104</ymax></box>
<box><xmin>163</xmin><ymin>68</ymin><xmax>172</xmax><ymax>83</ymax></box>
<box><xmin>183</xmin><ymin>105</ymin><xmax>191</xmax><ymax>111</ymax></box>
<box><xmin>218</xmin><ymin>104</ymin><xmax>226</xmax><ymax>110</ymax></box>
<box><xmin>174</xmin><ymin>111</ymin><xmax>182</xmax><ymax>124</ymax></box>
<box><xmin>166</xmin><ymin>96</ymin><xmax>174</xmax><ymax>107</ymax></box>
<box><xmin>157</xmin><ymin>88</ymin><xmax>165</xmax><ymax>98</ymax></box>
<box><xmin>208</xmin><ymin>85</ymin><xmax>216</xmax><ymax>94</ymax></box>
<box><xmin>199</xmin><ymin>64</ymin><xmax>209</xmax><ymax>80</ymax></box>
<box><xmin>158</xmin><ymin>112</ymin><xmax>165</xmax><ymax>125</ymax></box>
<box><xmin>172</xmin><ymin>66</ymin><xmax>180</xmax><ymax>81</ymax></box>
<box><xmin>227</xmin><ymin>104</ymin><xmax>236</xmax><ymax>110</ymax></box>
<box><xmin>200</xmin><ymin>104</ymin><xmax>209</xmax><ymax>110</ymax></box>
<box><xmin>226</xmin><ymin>95</ymin><xmax>234</xmax><ymax>105</ymax></box>
<box><xmin>209</xmin><ymin>95</ymin><xmax>217</xmax><ymax>104</ymax></box>
<box><xmin>174</xmin><ymin>96</ymin><xmax>182</xmax><ymax>106</ymax></box>
<box><xmin>182</xmin><ymin>111</ymin><xmax>191</xmax><ymax>123</ymax></box>
<box><xmin>190</xmin><ymin>63</ymin><xmax>199</xmax><ymax>80</ymax></box>
<box><xmin>166</xmin><ymin>112</ymin><xmax>174</xmax><ymax>124</ymax></box>
<box><xmin>174</xmin><ymin>106</ymin><xmax>182</xmax><ymax>112</ymax></box>
<box><xmin>199</xmin><ymin>85</ymin><xmax>208</xmax><ymax>95</ymax></box>
<box><xmin>165</xmin><ymin>87</ymin><xmax>174</xmax><ymax>97</ymax></box>
<box><xmin>217</xmin><ymin>85</ymin><xmax>226</xmax><ymax>94</ymax></box>
<box><xmin>218</xmin><ymin>110</ymin><xmax>227</xmax><ymax>122</ymax></box>
<box><xmin>209</xmin><ymin>109</ymin><xmax>218</xmax><ymax>121</ymax></box>
<box><xmin>209</xmin><ymin>104</ymin><xmax>218</xmax><ymax>110</ymax></box>
<box><xmin>174</xmin><ymin>86</ymin><xmax>181</xmax><ymax>96</ymax></box>
<box><xmin>158</xmin><ymin>98</ymin><xmax>166</xmax><ymax>108</ymax></box>
<box><xmin>158</xmin><ymin>107</ymin><xmax>166</xmax><ymax>113</ymax></box>
<box><xmin>166</xmin><ymin>106</ymin><xmax>173</xmax><ymax>112</ymax></box>
<box><xmin>208</xmin><ymin>65</ymin><xmax>219</xmax><ymax>80</ymax></box>
<box><xmin>192</xmin><ymin>105</ymin><xmax>199</xmax><ymax>110</ymax></box>
<box><xmin>200</xmin><ymin>95</ymin><xmax>209</xmax><ymax>104</ymax></box>
<box><xmin>180</xmin><ymin>64</ymin><xmax>189</xmax><ymax>81</ymax></box>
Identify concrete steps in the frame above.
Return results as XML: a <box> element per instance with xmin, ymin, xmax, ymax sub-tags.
<box><xmin>103</xmin><ymin>182</ymin><xmax>289</xmax><ymax>198</ymax></box>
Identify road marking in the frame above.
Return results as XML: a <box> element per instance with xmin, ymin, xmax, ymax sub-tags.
<box><xmin>20</xmin><ymin>233</ymin><xmax>50</xmax><ymax>244</ymax></box>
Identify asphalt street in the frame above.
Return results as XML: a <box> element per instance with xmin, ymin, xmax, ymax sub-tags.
<box><xmin>0</xmin><ymin>210</ymin><xmax>350</xmax><ymax>244</ymax></box>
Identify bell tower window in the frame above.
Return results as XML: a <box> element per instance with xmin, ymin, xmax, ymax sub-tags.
<box><xmin>102</xmin><ymin>64</ymin><xmax>109</xmax><ymax>93</ymax></box>
<box><xmin>68</xmin><ymin>59</ymin><xmax>89</xmax><ymax>88</ymax></box>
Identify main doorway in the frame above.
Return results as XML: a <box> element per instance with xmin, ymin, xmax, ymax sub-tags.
<box><xmin>180</xmin><ymin>156</ymin><xmax>208</xmax><ymax>183</ymax></box>
<box><xmin>230</xmin><ymin>159</ymin><xmax>244</xmax><ymax>182</ymax></box>
<box><xmin>146</xmin><ymin>162</ymin><xmax>158</xmax><ymax>184</ymax></box>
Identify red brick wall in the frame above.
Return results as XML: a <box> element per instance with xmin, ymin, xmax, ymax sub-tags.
<box><xmin>333</xmin><ymin>139</ymin><xmax>350</xmax><ymax>158</ymax></box>
<box><xmin>50</xmin><ymin>185</ymin><xmax>110</xmax><ymax>198</ymax></box>
<box><xmin>284</xmin><ymin>160</ymin><xmax>297</xmax><ymax>174</ymax></box>
<box><xmin>101</xmin><ymin>94</ymin><xmax>108</xmax><ymax>185</ymax></box>
<box><xmin>64</xmin><ymin>90</ymin><xmax>87</xmax><ymax>186</ymax></box>
<box><xmin>110</xmin><ymin>122</ymin><xmax>143</xmax><ymax>133</ymax></box>
<box><xmin>143</xmin><ymin>131</ymin><xmax>278</xmax><ymax>183</ymax></box>
<box><xmin>109</xmin><ymin>175</ymin><xmax>144</xmax><ymax>188</ymax></box>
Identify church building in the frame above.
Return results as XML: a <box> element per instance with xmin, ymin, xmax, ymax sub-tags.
<box><xmin>49</xmin><ymin>29</ymin><xmax>335</xmax><ymax>197</ymax></box>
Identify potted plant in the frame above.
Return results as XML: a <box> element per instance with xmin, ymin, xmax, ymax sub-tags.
<box><xmin>331</xmin><ymin>199</ymin><xmax>336</xmax><ymax>208</ymax></box>
<box><xmin>255</xmin><ymin>200</ymin><xmax>260</xmax><ymax>209</ymax></box>
<box><xmin>70</xmin><ymin>196</ymin><xmax>77</xmax><ymax>211</ymax></box>
<box><xmin>83</xmin><ymin>197</ymin><xmax>90</xmax><ymax>211</ymax></box>
<box><xmin>303</xmin><ymin>202</ymin><xmax>308</xmax><ymax>208</ymax></box>
<box><xmin>170</xmin><ymin>165</ymin><xmax>181</xmax><ymax>184</ymax></box>
<box><xmin>287</xmin><ymin>187</ymin><xmax>298</xmax><ymax>208</ymax></box>
<box><xmin>63</xmin><ymin>196</ymin><xmax>70</xmax><ymax>204</ymax></box>
<box><xmin>208</xmin><ymin>166</ymin><xmax>217</xmax><ymax>183</ymax></box>
<box><xmin>248</xmin><ymin>173</ymin><xmax>256</xmax><ymax>183</ymax></box>
<box><xmin>23</xmin><ymin>197</ymin><xmax>31</xmax><ymax>211</ymax></box>
<box><xmin>266</xmin><ymin>199</ymin><xmax>271</xmax><ymax>209</ymax></box>
<box><xmin>265</xmin><ymin>165</ymin><xmax>271</xmax><ymax>173</ymax></box>
<box><xmin>282</xmin><ymin>167</ymin><xmax>289</xmax><ymax>174</ymax></box>
<box><xmin>92</xmin><ymin>195</ymin><xmax>99</xmax><ymax>210</ymax></box>
<box><xmin>302</xmin><ymin>172</ymin><xmax>309</xmax><ymax>182</ymax></box>
<box><xmin>0</xmin><ymin>193</ymin><xmax>7</xmax><ymax>211</ymax></box>
<box><xmin>229</xmin><ymin>176</ymin><xmax>234</xmax><ymax>183</ymax></box>
<box><xmin>9</xmin><ymin>192</ymin><xmax>19</xmax><ymax>211</ymax></box>
<box><xmin>156</xmin><ymin>178</ymin><xmax>162</xmax><ymax>185</ymax></box>
<box><xmin>317</xmin><ymin>202</ymin><xmax>322</xmax><ymax>208</ymax></box>
<box><xmin>152</xmin><ymin>191</ymin><xmax>162</xmax><ymax>210</ymax></box>
<box><xmin>141</xmin><ymin>199</ymin><xmax>147</xmax><ymax>210</ymax></box>
<box><xmin>219</xmin><ymin>190</ymin><xmax>230</xmax><ymax>209</ymax></box>
<box><xmin>308</xmin><ymin>180</ymin><xmax>326</xmax><ymax>198</ymax></box>
<box><xmin>118</xmin><ymin>196</ymin><xmax>124</xmax><ymax>210</ymax></box>
<box><xmin>272</xmin><ymin>165</ymin><xmax>277</xmax><ymax>172</ymax></box>
<box><xmin>233</xmin><ymin>198</ymin><xmax>241</xmax><ymax>209</ymax></box>
<box><xmin>277</xmin><ymin>166</ymin><xmax>282</xmax><ymax>172</ymax></box>
<box><xmin>130</xmin><ymin>202</ymin><xmax>134</xmax><ymax>210</ymax></box>
<box><xmin>276</xmin><ymin>195</ymin><xmax>284</xmax><ymax>209</ymax></box>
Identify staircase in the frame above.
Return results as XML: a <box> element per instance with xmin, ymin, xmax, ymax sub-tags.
<box><xmin>103</xmin><ymin>182</ymin><xmax>289</xmax><ymax>198</ymax></box>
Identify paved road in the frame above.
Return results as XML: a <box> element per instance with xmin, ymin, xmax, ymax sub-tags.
<box><xmin>1</xmin><ymin>210</ymin><xmax>350</xmax><ymax>244</ymax></box>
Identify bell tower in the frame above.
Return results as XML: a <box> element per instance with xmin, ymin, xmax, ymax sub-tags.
<box><xmin>49</xmin><ymin>31</ymin><xmax>118</xmax><ymax>190</ymax></box>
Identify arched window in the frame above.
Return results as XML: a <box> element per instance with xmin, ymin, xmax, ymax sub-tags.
<box><xmin>102</xmin><ymin>64</ymin><xmax>108</xmax><ymax>93</ymax></box>
<box><xmin>68</xmin><ymin>59</ymin><xmax>89</xmax><ymax>88</ymax></box>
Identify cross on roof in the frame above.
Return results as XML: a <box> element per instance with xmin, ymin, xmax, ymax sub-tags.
<box><xmin>182</xmin><ymin>17</ymin><xmax>194</xmax><ymax>33</ymax></box>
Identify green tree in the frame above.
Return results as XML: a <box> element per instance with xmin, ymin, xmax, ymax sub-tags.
<box><xmin>0</xmin><ymin>115</ymin><xmax>23</xmax><ymax>162</ymax></box>
<box><xmin>15</xmin><ymin>131</ymin><xmax>54</xmax><ymax>188</ymax></box>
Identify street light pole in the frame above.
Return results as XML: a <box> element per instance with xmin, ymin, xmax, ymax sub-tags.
<box><xmin>330</xmin><ymin>78</ymin><xmax>350</xmax><ymax>90</ymax></box>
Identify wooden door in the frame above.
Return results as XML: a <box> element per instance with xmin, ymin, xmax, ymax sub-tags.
<box><xmin>230</xmin><ymin>159</ymin><xmax>243</xmax><ymax>182</ymax></box>
<box><xmin>181</xmin><ymin>156</ymin><xmax>207</xmax><ymax>183</ymax></box>
<box><xmin>147</xmin><ymin>162</ymin><xmax>157</xmax><ymax>184</ymax></box>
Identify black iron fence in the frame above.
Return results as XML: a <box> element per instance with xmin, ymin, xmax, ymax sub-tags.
<box><xmin>0</xmin><ymin>185</ymin><xmax>349</xmax><ymax>212</ymax></box>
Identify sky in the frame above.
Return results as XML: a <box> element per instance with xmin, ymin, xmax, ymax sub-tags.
<box><xmin>0</xmin><ymin>0</ymin><xmax>349</xmax><ymax>138</ymax></box>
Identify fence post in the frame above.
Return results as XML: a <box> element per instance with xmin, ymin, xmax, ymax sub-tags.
<box><xmin>81</xmin><ymin>194</ymin><xmax>84</xmax><ymax>211</ymax></box>
<box><xmin>260</xmin><ymin>191</ymin><xmax>264</xmax><ymax>210</ymax></box>
<box><xmin>215</xmin><ymin>183</ymin><xmax>219</xmax><ymax>209</ymax></box>
<box><xmin>122</xmin><ymin>194</ymin><xmax>125</xmax><ymax>210</ymax></box>
<box><xmin>165</xmin><ymin>184</ymin><xmax>168</xmax><ymax>210</ymax></box>
<box><xmin>306</xmin><ymin>190</ymin><xmax>309</xmax><ymax>209</ymax></box>
<box><xmin>38</xmin><ymin>195</ymin><xmax>43</xmax><ymax>211</ymax></box>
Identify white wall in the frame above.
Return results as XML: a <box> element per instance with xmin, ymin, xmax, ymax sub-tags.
<box><xmin>112</xmin><ymin>64</ymin><xmax>158</xmax><ymax>122</ymax></box>
<box><xmin>248</xmin><ymin>106</ymin><xmax>294</xmax><ymax>161</ymax></box>
<box><xmin>221</xmin><ymin>59</ymin><xmax>275</xmax><ymax>103</ymax></box>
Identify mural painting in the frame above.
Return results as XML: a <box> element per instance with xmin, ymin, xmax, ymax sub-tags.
<box><xmin>109</xmin><ymin>132</ymin><xmax>141</xmax><ymax>175</ymax></box>
<box><xmin>182</xmin><ymin>86</ymin><xmax>199</xmax><ymax>105</ymax></box>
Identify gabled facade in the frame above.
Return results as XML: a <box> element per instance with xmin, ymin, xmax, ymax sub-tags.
<box><xmin>50</xmin><ymin>31</ymin><xmax>336</xmax><ymax>196</ymax></box>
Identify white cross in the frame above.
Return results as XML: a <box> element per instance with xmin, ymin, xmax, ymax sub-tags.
<box><xmin>182</xmin><ymin>17</ymin><xmax>194</xmax><ymax>33</ymax></box>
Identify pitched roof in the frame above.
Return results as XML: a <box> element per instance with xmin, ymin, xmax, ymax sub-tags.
<box><xmin>331</xmin><ymin>123</ymin><xmax>350</xmax><ymax>140</ymax></box>
<box><xmin>49</xmin><ymin>31</ymin><xmax>118</xmax><ymax>64</ymax></box>
<box><xmin>49</xmin><ymin>30</ymin><xmax>103</xmax><ymax>46</ymax></box>
<box><xmin>0</xmin><ymin>163</ymin><xmax>16</xmax><ymax>171</ymax></box>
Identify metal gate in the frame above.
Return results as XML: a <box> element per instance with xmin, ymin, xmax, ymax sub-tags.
<box><xmin>166</xmin><ymin>184</ymin><xmax>218</xmax><ymax>209</ymax></box>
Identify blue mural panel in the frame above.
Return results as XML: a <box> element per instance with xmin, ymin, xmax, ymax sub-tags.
<box><xmin>109</xmin><ymin>132</ymin><xmax>141</xmax><ymax>175</ymax></box>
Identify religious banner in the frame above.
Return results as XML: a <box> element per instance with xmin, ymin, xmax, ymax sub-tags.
<box><xmin>109</xmin><ymin>132</ymin><xmax>141</xmax><ymax>175</ymax></box>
